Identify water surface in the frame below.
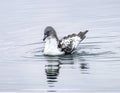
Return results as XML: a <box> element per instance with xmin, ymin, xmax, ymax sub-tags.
<box><xmin>0</xmin><ymin>0</ymin><xmax>120</xmax><ymax>92</ymax></box>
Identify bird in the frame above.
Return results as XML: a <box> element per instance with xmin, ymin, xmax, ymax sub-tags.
<box><xmin>43</xmin><ymin>26</ymin><xmax>88</xmax><ymax>56</ymax></box>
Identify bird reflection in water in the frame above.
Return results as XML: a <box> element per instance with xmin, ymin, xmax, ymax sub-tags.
<box><xmin>44</xmin><ymin>53</ymin><xmax>90</xmax><ymax>89</ymax></box>
<box><xmin>80</xmin><ymin>63</ymin><xmax>89</xmax><ymax>74</ymax></box>
<box><xmin>44</xmin><ymin>55</ymin><xmax>74</xmax><ymax>89</ymax></box>
<box><xmin>45</xmin><ymin>56</ymin><xmax>60</xmax><ymax>88</ymax></box>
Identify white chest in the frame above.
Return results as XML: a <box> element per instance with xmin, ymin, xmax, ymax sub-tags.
<box><xmin>43</xmin><ymin>38</ymin><xmax>64</xmax><ymax>55</ymax></box>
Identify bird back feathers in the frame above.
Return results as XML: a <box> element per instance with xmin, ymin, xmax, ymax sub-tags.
<box><xmin>58</xmin><ymin>30</ymin><xmax>88</xmax><ymax>54</ymax></box>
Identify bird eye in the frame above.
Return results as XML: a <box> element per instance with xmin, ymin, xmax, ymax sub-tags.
<box><xmin>47</xmin><ymin>31</ymin><xmax>51</xmax><ymax>35</ymax></box>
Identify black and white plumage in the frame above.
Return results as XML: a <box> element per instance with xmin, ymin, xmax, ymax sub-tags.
<box><xmin>43</xmin><ymin>26</ymin><xmax>88</xmax><ymax>56</ymax></box>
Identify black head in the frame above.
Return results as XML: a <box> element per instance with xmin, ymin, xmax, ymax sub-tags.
<box><xmin>43</xmin><ymin>26</ymin><xmax>58</xmax><ymax>41</ymax></box>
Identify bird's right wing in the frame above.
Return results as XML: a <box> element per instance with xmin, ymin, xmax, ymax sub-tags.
<box><xmin>58</xmin><ymin>35</ymin><xmax>81</xmax><ymax>54</ymax></box>
<box><xmin>58</xmin><ymin>30</ymin><xmax>88</xmax><ymax>54</ymax></box>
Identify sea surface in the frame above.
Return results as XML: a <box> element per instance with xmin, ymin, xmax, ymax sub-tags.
<box><xmin>0</xmin><ymin>0</ymin><xmax>120</xmax><ymax>93</ymax></box>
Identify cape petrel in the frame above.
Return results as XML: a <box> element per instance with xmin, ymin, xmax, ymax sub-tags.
<box><xmin>43</xmin><ymin>26</ymin><xmax>88</xmax><ymax>56</ymax></box>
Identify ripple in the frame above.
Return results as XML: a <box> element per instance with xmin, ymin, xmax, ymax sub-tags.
<box><xmin>77</xmin><ymin>51</ymin><xmax>115</xmax><ymax>56</ymax></box>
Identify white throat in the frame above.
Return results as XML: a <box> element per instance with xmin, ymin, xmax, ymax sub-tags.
<box><xmin>43</xmin><ymin>37</ymin><xmax>64</xmax><ymax>55</ymax></box>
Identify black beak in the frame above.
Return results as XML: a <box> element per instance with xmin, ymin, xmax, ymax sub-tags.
<box><xmin>43</xmin><ymin>35</ymin><xmax>48</xmax><ymax>41</ymax></box>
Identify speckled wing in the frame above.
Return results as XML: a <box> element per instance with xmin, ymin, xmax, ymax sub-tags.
<box><xmin>58</xmin><ymin>30</ymin><xmax>88</xmax><ymax>54</ymax></box>
<box><xmin>58</xmin><ymin>34</ymin><xmax>80</xmax><ymax>54</ymax></box>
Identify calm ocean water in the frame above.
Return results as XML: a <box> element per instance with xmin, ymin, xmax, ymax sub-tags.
<box><xmin>0</xmin><ymin>0</ymin><xmax>120</xmax><ymax>92</ymax></box>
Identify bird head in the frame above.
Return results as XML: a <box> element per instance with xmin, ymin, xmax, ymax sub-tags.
<box><xmin>43</xmin><ymin>26</ymin><xmax>58</xmax><ymax>41</ymax></box>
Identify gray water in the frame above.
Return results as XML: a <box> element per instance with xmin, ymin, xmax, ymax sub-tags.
<box><xmin>0</xmin><ymin>0</ymin><xmax>120</xmax><ymax>92</ymax></box>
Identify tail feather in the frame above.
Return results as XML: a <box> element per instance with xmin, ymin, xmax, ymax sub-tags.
<box><xmin>78</xmin><ymin>30</ymin><xmax>88</xmax><ymax>40</ymax></box>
